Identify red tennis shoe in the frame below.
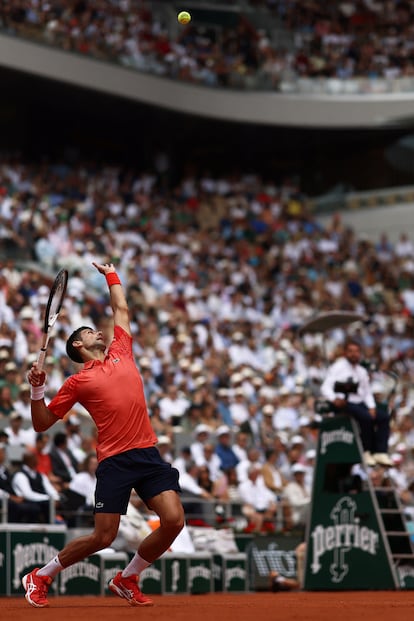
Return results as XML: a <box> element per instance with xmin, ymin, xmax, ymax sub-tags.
<box><xmin>22</xmin><ymin>568</ymin><xmax>52</xmax><ymax>608</ymax></box>
<box><xmin>109</xmin><ymin>572</ymin><xmax>153</xmax><ymax>606</ymax></box>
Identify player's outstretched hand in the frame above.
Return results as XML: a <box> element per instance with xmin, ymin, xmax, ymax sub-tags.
<box><xmin>27</xmin><ymin>362</ymin><xmax>47</xmax><ymax>387</ymax></box>
<box><xmin>92</xmin><ymin>262</ymin><xmax>116</xmax><ymax>275</ymax></box>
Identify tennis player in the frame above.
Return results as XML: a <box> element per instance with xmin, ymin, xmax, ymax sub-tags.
<box><xmin>23</xmin><ymin>262</ymin><xmax>184</xmax><ymax>608</ymax></box>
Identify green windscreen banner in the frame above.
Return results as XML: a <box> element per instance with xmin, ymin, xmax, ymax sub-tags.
<box><xmin>304</xmin><ymin>415</ymin><xmax>397</xmax><ymax>590</ymax></box>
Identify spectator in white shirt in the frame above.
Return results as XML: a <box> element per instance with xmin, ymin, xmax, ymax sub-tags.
<box><xmin>320</xmin><ymin>338</ymin><xmax>392</xmax><ymax>467</ymax></box>
<box><xmin>12</xmin><ymin>452</ymin><xmax>60</xmax><ymax>523</ymax></box>
<box><xmin>158</xmin><ymin>385</ymin><xmax>190</xmax><ymax>426</ymax></box>
<box><xmin>282</xmin><ymin>463</ymin><xmax>311</xmax><ymax>529</ymax></box>
<box><xmin>238</xmin><ymin>464</ymin><xmax>277</xmax><ymax>533</ymax></box>
<box><xmin>3</xmin><ymin>412</ymin><xmax>36</xmax><ymax>449</ymax></box>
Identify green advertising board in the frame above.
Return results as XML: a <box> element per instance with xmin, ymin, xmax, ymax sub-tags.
<box><xmin>59</xmin><ymin>556</ymin><xmax>101</xmax><ymax>595</ymax></box>
<box><xmin>304</xmin><ymin>415</ymin><xmax>398</xmax><ymax>590</ymax></box>
<box><xmin>247</xmin><ymin>534</ymin><xmax>302</xmax><ymax>590</ymax></box>
<box><xmin>163</xmin><ymin>554</ymin><xmax>188</xmax><ymax>594</ymax></box>
<box><xmin>213</xmin><ymin>553</ymin><xmax>248</xmax><ymax>592</ymax></box>
<box><xmin>188</xmin><ymin>553</ymin><xmax>213</xmax><ymax>594</ymax></box>
<box><xmin>0</xmin><ymin>524</ymin><xmax>66</xmax><ymax>597</ymax></box>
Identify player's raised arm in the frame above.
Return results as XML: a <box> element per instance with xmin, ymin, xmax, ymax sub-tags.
<box><xmin>92</xmin><ymin>262</ymin><xmax>131</xmax><ymax>336</ymax></box>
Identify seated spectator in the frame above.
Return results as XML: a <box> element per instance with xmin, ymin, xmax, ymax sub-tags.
<box><xmin>282</xmin><ymin>463</ymin><xmax>311</xmax><ymax>531</ymax></box>
<box><xmin>3</xmin><ymin>411</ymin><xmax>36</xmax><ymax>449</ymax></box>
<box><xmin>12</xmin><ymin>451</ymin><xmax>60</xmax><ymax>523</ymax></box>
<box><xmin>236</xmin><ymin>446</ymin><xmax>263</xmax><ymax>484</ymax></box>
<box><xmin>232</xmin><ymin>431</ymin><xmax>250</xmax><ymax>463</ymax></box>
<box><xmin>158</xmin><ymin>384</ymin><xmax>190</xmax><ymax>427</ymax></box>
<box><xmin>215</xmin><ymin>425</ymin><xmax>239</xmax><ymax>472</ymax></box>
<box><xmin>61</xmin><ymin>452</ymin><xmax>98</xmax><ymax>527</ymax></box>
<box><xmin>262</xmin><ymin>448</ymin><xmax>293</xmax><ymax>530</ymax></box>
<box><xmin>200</xmin><ymin>442</ymin><xmax>223</xmax><ymax>483</ymax></box>
<box><xmin>178</xmin><ymin>460</ymin><xmax>214</xmax><ymax>524</ymax></box>
<box><xmin>0</xmin><ymin>385</ymin><xmax>14</xmax><ymax>418</ymax></box>
<box><xmin>68</xmin><ymin>452</ymin><xmax>98</xmax><ymax>508</ymax></box>
<box><xmin>156</xmin><ymin>435</ymin><xmax>174</xmax><ymax>464</ymax></box>
<box><xmin>172</xmin><ymin>445</ymin><xmax>192</xmax><ymax>477</ymax></box>
<box><xmin>33</xmin><ymin>432</ymin><xmax>54</xmax><ymax>479</ymax></box>
<box><xmin>238</xmin><ymin>464</ymin><xmax>278</xmax><ymax>533</ymax></box>
<box><xmin>49</xmin><ymin>431</ymin><xmax>79</xmax><ymax>490</ymax></box>
<box><xmin>13</xmin><ymin>383</ymin><xmax>32</xmax><ymax>421</ymax></box>
<box><xmin>0</xmin><ymin>443</ymin><xmax>39</xmax><ymax>522</ymax></box>
<box><xmin>190</xmin><ymin>423</ymin><xmax>212</xmax><ymax>466</ymax></box>
<box><xmin>64</xmin><ymin>413</ymin><xmax>85</xmax><ymax>463</ymax></box>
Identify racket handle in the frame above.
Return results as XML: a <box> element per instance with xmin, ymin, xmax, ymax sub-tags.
<box><xmin>37</xmin><ymin>348</ymin><xmax>47</xmax><ymax>372</ymax></box>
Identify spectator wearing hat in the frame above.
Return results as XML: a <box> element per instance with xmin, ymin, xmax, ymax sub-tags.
<box><xmin>259</xmin><ymin>404</ymin><xmax>278</xmax><ymax>450</ymax></box>
<box><xmin>304</xmin><ymin>449</ymin><xmax>316</xmax><ymax>494</ymax></box>
<box><xmin>282</xmin><ymin>463</ymin><xmax>311</xmax><ymax>530</ymax></box>
<box><xmin>190</xmin><ymin>424</ymin><xmax>212</xmax><ymax>466</ymax></box>
<box><xmin>156</xmin><ymin>435</ymin><xmax>173</xmax><ymax>464</ymax></box>
<box><xmin>215</xmin><ymin>425</ymin><xmax>239</xmax><ymax>472</ymax></box>
<box><xmin>2</xmin><ymin>361</ymin><xmax>20</xmax><ymax>400</ymax></box>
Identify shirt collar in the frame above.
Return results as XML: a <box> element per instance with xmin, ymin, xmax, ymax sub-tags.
<box><xmin>84</xmin><ymin>359</ymin><xmax>103</xmax><ymax>369</ymax></box>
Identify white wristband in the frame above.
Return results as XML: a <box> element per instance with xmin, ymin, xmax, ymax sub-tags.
<box><xmin>31</xmin><ymin>384</ymin><xmax>45</xmax><ymax>400</ymax></box>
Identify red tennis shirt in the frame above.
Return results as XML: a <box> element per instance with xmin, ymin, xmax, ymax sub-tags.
<box><xmin>48</xmin><ymin>325</ymin><xmax>157</xmax><ymax>462</ymax></box>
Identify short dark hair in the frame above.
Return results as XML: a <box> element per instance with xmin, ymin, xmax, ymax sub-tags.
<box><xmin>66</xmin><ymin>326</ymin><xmax>92</xmax><ymax>363</ymax></box>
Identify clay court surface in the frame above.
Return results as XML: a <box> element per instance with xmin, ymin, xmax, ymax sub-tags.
<box><xmin>3</xmin><ymin>591</ymin><xmax>414</xmax><ymax>621</ymax></box>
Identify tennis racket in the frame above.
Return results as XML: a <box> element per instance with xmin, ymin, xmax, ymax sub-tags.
<box><xmin>37</xmin><ymin>268</ymin><xmax>68</xmax><ymax>371</ymax></box>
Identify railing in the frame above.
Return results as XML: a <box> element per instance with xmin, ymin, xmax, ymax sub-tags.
<box><xmin>0</xmin><ymin>496</ymin><xmax>56</xmax><ymax>524</ymax></box>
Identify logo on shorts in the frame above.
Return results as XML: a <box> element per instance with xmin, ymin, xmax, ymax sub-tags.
<box><xmin>112</xmin><ymin>358</ymin><xmax>120</xmax><ymax>364</ymax></box>
<box><xmin>95</xmin><ymin>501</ymin><xmax>104</xmax><ymax>509</ymax></box>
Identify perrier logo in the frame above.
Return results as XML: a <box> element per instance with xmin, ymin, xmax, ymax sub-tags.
<box><xmin>310</xmin><ymin>496</ymin><xmax>379</xmax><ymax>583</ymax></box>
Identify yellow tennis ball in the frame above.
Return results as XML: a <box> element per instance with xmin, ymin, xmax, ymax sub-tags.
<box><xmin>178</xmin><ymin>11</ymin><xmax>191</xmax><ymax>25</ymax></box>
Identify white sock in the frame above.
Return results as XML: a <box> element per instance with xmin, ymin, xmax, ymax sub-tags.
<box><xmin>37</xmin><ymin>555</ymin><xmax>64</xmax><ymax>579</ymax></box>
<box><xmin>122</xmin><ymin>552</ymin><xmax>150</xmax><ymax>577</ymax></box>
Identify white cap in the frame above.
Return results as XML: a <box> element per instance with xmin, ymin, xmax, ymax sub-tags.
<box><xmin>306</xmin><ymin>449</ymin><xmax>316</xmax><ymax>460</ymax></box>
<box><xmin>216</xmin><ymin>425</ymin><xmax>231</xmax><ymax>437</ymax></box>
<box><xmin>67</xmin><ymin>414</ymin><xmax>81</xmax><ymax>426</ymax></box>
<box><xmin>157</xmin><ymin>435</ymin><xmax>171</xmax><ymax>445</ymax></box>
<box><xmin>290</xmin><ymin>434</ymin><xmax>305</xmax><ymax>446</ymax></box>
<box><xmin>20</xmin><ymin>306</ymin><xmax>34</xmax><ymax>319</ymax></box>
<box><xmin>194</xmin><ymin>424</ymin><xmax>211</xmax><ymax>436</ymax></box>
<box><xmin>292</xmin><ymin>463</ymin><xmax>307</xmax><ymax>474</ymax></box>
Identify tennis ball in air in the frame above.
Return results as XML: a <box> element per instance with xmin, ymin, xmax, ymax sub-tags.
<box><xmin>178</xmin><ymin>11</ymin><xmax>191</xmax><ymax>25</ymax></box>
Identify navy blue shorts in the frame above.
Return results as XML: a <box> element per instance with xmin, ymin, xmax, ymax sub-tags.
<box><xmin>94</xmin><ymin>447</ymin><xmax>181</xmax><ymax>514</ymax></box>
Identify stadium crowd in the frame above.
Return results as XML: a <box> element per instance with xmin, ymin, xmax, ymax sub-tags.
<box><xmin>1</xmin><ymin>1</ymin><xmax>414</xmax><ymax>89</ymax></box>
<box><xmin>1</xmin><ymin>156</ymin><xmax>414</xmax><ymax>532</ymax></box>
